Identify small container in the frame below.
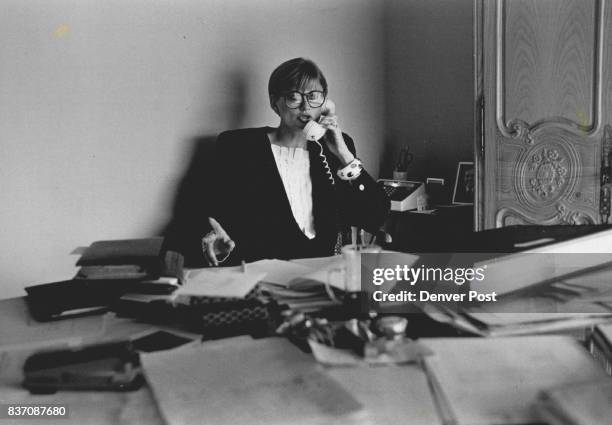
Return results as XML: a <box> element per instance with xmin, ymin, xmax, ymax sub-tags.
<box><xmin>393</xmin><ymin>171</ymin><xmax>409</xmax><ymax>181</ymax></box>
<box><xmin>376</xmin><ymin>316</ymin><xmax>408</xmax><ymax>340</ymax></box>
<box><xmin>417</xmin><ymin>194</ymin><xmax>429</xmax><ymax>211</ymax></box>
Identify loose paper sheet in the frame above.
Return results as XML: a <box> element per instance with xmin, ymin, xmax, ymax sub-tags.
<box><xmin>536</xmin><ymin>380</ymin><xmax>612</xmax><ymax>425</ymax></box>
<box><xmin>142</xmin><ymin>336</ymin><xmax>364</xmax><ymax>425</ymax></box>
<box><xmin>176</xmin><ymin>269</ymin><xmax>266</xmax><ymax>298</ymax></box>
<box><xmin>327</xmin><ymin>365</ymin><xmax>442</xmax><ymax>425</ymax></box>
<box><xmin>422</xmin><ymin>336</ymin><xmax>608</xmax><ymax>425</ymax></box>
<box><xmin>289</xmin><ymin>257</ymin><xmax>346</xmax><ymax>290</ymax></box>
<box><xmin>244</xmin><ymin>259</ymin><xmax>314</xmax><ymax>287</ymax></box>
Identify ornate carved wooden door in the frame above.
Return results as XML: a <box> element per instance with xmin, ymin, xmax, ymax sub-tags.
<box><xmin>475</xmin><ymin>0</ymin><xmax>612</xmax><ymax>229</ymax></box>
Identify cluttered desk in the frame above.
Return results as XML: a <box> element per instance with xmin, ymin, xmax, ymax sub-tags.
<box><xmin>2</xmin><ymin>232</ymin><xmax>612</xmax><ymax>425</ymax></box>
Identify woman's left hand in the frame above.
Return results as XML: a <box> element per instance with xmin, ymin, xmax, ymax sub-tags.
<box><xmin>318</xmin><ymin>108</ymin><xmax>355</xmax><ymax>167</ymax></box>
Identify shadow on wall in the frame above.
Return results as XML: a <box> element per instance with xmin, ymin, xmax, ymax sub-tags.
<box><xmin>158</xmin><ymin>66</ymin><xmax>250</xmax><ymax>245</ymax></box>
<box><xmin>378</xmin><ymin>0</ymin><xmax>474</xmax><ymax>195</ymax></box>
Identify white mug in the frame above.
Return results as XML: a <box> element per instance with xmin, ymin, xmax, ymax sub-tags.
<box><xmin>327</xmin><ymin>244</ymin><xmax>382</xmax><ymax>301</ymax></box>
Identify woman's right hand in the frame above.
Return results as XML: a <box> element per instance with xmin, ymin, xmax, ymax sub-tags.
<box><xmin>202</xmin><ymin>217</ymin><xmax>236</xmax><ymax>266</ymax></box>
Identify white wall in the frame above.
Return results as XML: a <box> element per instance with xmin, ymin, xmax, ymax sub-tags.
<box><xmin>0</xmin><ymin>0</ymin><xmax>386</xmax><ymax>298</ymax></box>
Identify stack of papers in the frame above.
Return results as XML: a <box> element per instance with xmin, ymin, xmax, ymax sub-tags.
<box><xmin>410</xmin><ymin>229</ymin><xmax>612</xmax><ymax>337</ymax></box>
<box><xmin>128</xmin><ymin>257</ymin><xmax>343</xmax><ymax>313</ymax></box>
<box><xmin>470</xmin><ymin>228</ymin><xmax>612</xmax><ymax>296</ymax></box>
<box><xmin>253</xmin><ymin>258</ymin><xmax>343</xmax><ymax>312</ymax></box>
<box><xmin>418</xmin><ymin>260</ymin><xmax>612</xmax><ymax>337</ymax></box>
<box><xmin>421</xmin><ymin>303</ymin><xmax>612</xmax><ymax>337</ymax></box>
<box><xmin>179</xmin><ymin>259</ymin><xmax>337</xmax><ymax>311</ymax></box>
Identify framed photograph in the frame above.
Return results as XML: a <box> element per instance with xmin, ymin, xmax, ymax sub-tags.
<box><xmin>452</xmin><ymin>162</ymin><xmax>475</xmax><ymax>205</ymax></box>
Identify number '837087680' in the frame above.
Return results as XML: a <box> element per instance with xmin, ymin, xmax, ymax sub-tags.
<box><xmin>1</xmin><ymin>404</ymin><xmax>69</xmax><ymax>418</ymax></box>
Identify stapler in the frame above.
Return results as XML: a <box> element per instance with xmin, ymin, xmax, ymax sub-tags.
<box><xmin>23</xmin><ymin>341</ymin><xmax>144</xmax><ymax>394</ymax></box>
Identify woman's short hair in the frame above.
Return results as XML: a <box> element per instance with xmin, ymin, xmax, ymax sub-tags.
<box><xmin>268</xmin><ymin>58</ymin><xmax>328</xmax><ymax>99</ymax></box>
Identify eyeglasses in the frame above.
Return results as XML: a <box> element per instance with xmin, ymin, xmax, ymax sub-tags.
<box><xmin>283</xmin><ymin>90</ymin><xmax>326</xmax><ymax>109</ymax></box>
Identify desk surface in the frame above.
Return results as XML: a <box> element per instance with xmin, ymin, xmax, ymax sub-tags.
<box><xmin>0</xmin><ymin>297</ymin><xmax>442</xmax><ymax>425</ymax></box>
<box><xmin>2</xmin><ymin>256</ymin><xmax>611</xmax><ymax>425</ymax></box>
<box><xmin>0</xmin><ymin>298</ymin><xmax>164</xmax><ymax>425</ymax></box>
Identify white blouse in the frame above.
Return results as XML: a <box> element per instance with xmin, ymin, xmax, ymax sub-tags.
<box><xmin>270</xmin><ymin>144</ymin><xmax>316</xmax><ymax>239</ymax></box>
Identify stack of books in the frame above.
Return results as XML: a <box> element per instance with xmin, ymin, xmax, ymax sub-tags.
<box><xmin>25</xmin><ymin>237</ymin><xmax>183</xmax><ymax>320</ymax></box>
<box><xmin>78</xmin><ymin>237</ymin><xmax>182</xmax><ymax>297</ymax></box>
<box><xmin>76</xmin><ymin>237</ymin><xmax>181</xmax><ymax>283</ymax></box>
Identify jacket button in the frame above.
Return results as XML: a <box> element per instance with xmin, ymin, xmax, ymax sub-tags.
<box><xmin>358</xmin><ymin>184</ymin><xmax>365</xmax><ymax>191</ymax></box>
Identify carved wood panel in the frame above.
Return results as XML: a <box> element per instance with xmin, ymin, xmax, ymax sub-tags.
<box><xmin>503</xmin><ymin>0</ymin><xmax>597</xmax><ymax>129</ymax></box>
<box><xmin>478</xmin><ymin>0</ymin><xmax>610</xmax><ymax>228</ymax></box>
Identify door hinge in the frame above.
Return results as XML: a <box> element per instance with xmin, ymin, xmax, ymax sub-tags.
<box><xmin>479</xmin><ymin>96</ymin><xmax>485</xmax><ymax>159</ymax></box>
<box><xmin>600</xmin><ymin>125</ymin><xmax>612</xmax><ymax>224</ymax></box>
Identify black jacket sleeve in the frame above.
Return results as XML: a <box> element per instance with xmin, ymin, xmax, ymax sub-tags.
<box><xmin>323</xmin><ymin>133</ymin><xmax>390</xmax><ymax>233</ymax></box>
<box><xmin>162</xmin><ymin>137</ymin><xmax>221</xmax><ymax>266</ymax></box>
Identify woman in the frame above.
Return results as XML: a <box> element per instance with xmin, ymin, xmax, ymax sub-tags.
<box><xmin>168</xmin><ymin>58</ymin><xmax>389</xmax><ymax>266</ymax></box>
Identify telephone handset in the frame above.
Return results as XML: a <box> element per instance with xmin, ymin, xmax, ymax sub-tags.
<box><xmin>302</xmin><ymin>99</ymin><xmax>336</xmax><ymax>142</ymax></box>
<box><xmin>303</xmin><ymin>99</ymin><xmax>337</xmax><ymax>184</ymax></box>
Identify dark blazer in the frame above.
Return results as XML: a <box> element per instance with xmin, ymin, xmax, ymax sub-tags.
<box><xmin>165</xmin><ymin>127</ymin><xmax>390</xmax><ymax>266</ymax></box>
